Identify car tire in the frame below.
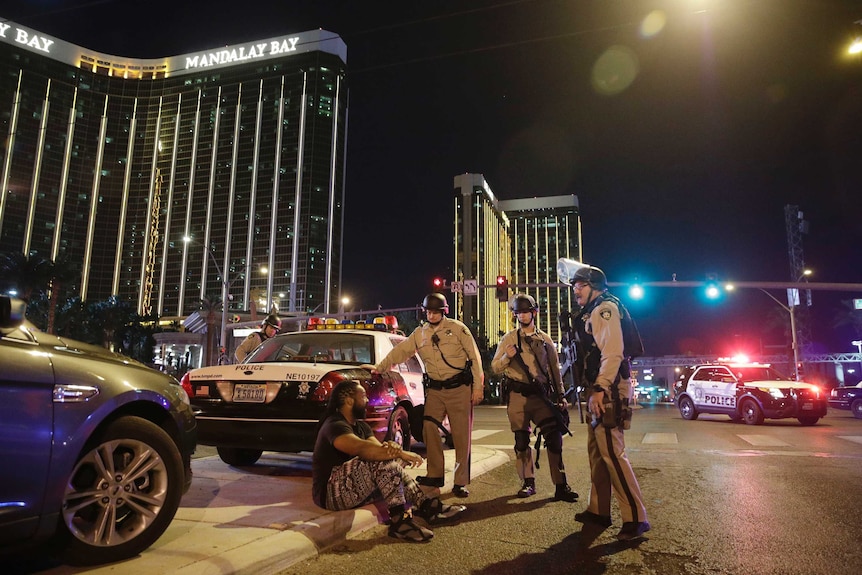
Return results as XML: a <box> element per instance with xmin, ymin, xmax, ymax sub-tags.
<box><xmin>386</xmin><ymin>406</ymin><xmax>411</xmax><ymax>451</ymax></box>
<box><xmin>797</xmin><ymin>416</ymin><xmax>819</xmax><ymax>426</ymax></box>
<box><xmin>739</xmin><ymin>399</ymin><xmax>764</xmax><ymax>425</ymax></box>
<box><xmin>217</xmin><ymin>447</ymin><xmax>263</xmax><ymax>466</ymax></box>
<box><xmin>852</xmin><ymin>399</ymin><xmax>862</xmax><ymax>419</ymax></box>
<box><xmin>678</xmin><ymin>396</ymin><xmax>698</xmax><ymax>420</ymax></box>
<box><xmin>57</xmin><ymin>416</ymin><xmax>184</xmax><ymax>566</ymax></box>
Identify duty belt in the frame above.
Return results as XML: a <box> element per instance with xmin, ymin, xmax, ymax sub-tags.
<box><xmin>505</xmin><ymin>377</ymin><xmax>542</xmax><ymax>397</ymax></box>
<box><xmin>424</xmin><ymin>370</ymin><xmax>471</xmax><ymax>390</ymax></box>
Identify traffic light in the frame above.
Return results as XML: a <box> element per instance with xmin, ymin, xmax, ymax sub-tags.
<box><xmin>496</xmin><ymin>275</ymin><xmax>508</xmax><ymax>302</ymax></box>
<box><xmin>432</xmin><ymin>277</ymin><xmax>445</xmax><ymax>292</ymax></box>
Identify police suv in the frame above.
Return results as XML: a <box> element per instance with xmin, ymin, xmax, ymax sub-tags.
<box><xmin>181</xmin><ymin>316</ymin><xmax>450</xmax><ymax>466</ymax></box>
<box><xmin>673</xmin><ymin>362</ymin><xmax>827</xmax><ymax>426</ymax></box>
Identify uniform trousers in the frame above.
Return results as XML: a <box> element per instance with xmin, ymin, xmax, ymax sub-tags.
<box><xmin>585</xmin><ymin>422</ymin><xmax>648</xmax><ymax>523</ymax></box>
<box><xmin>507</xmin><ymin>390</ymin><xmax>567</xmax><ymax>484</ymax></box>
<box><xmin>423</xmin><ymin>384</ymin><xmax>472</xmax><ymax>486</ymax></box>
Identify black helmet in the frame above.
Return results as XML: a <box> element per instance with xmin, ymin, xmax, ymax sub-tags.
<box><xmin>557</xmin><ymin>258</ymin><xmax>608</xmax><ymax>290</ymax></box>
<box><xmin>422</xmin><ymin>293</ymin><xmax>449</xmax><ymax>313</ymax></box>
<box><xmin>510</xmin><ymin>293</ymin><xmax>538</xmax><ymax>313</ymax></box>
<box><xmin>573</xmin><ymin>265</ymin><xmax>608</xmax><ymax>290</ymax></box>
<box><xmin>262</xmin><ymin>314</ymin><xmax>282</xmax><ymax>329</ymax></box>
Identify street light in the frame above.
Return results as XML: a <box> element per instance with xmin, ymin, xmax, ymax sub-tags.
<box><xmin>182</xmin><ymin>235</ymin><xmax>232</xmax><ymax>361</ymax></box>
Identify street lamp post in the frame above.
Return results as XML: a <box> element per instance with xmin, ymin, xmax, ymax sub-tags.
<box><xmin>183</xmin><ymin>236</ymin><xmax>231</xmax><ymax>361</ymax></box>
<box><xmin>757</xmin><ymin>269</ymin><xmax>811</xmax><ymax>381</ymax></box>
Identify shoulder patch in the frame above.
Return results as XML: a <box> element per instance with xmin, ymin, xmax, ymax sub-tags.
<box><xmin>600</xmin><ymin>309</ymin><xmax>613</xmax><ymax>321</ymax></box>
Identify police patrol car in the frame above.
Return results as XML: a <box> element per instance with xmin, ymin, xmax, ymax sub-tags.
<box><xmin>181</xmin><ymin>316</ymin><xmax>449</xmax><ymax>466</ymax></box>
<box><xmin>673</xmin><ymin>361</ymin><xmax>827</xmax><ymax>426</ymax></box>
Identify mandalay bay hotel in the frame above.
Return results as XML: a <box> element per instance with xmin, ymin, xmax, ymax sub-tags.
<box><xmin>0</xmin><ymin>18</ymin><xmax>348</xmax><ymax>365</ymax></box>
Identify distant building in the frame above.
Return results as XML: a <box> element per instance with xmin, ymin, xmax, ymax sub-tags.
<box><xmin>0</xmin><ymin>19</ymin><xmax>348</xmax><ymax>324</ymax></box>
<box><xmin>498</xmin><ymin>194</ymin><xmax>580</xmax><ymax>344</ymax></box>
<box><xmin>453</xmin><ymin>173</ymin><xmax>581</xmax><ymax>347</ymax></box>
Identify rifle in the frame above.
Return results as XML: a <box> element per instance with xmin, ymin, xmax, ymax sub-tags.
<box><xmin>509</xmin><ymin>346</ymin><xmax>571</xmax><ymax>468</ymax></box>
<box><xmin>558</xmin><ymin>310</ymin><xmax>584</xmax><ymax>424</ymax></box>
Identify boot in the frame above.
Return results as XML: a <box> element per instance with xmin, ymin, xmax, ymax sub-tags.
<box><xmin>553</xmin><ymin>483</ymin><xmax>578</xmax><ymax>502</ymax></box>
<box><xmin>517</xmin><ymin>477</ymin><xmax>536</xmax><ymax>498</ymax></box>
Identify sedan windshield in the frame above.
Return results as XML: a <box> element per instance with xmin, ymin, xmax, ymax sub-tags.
<box><xmin>247</xmin><ymin>332</ymin><xmax>375</xmax><ymax>364</ymax></box>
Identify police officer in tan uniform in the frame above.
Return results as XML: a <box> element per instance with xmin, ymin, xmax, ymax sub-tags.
<box><xmin>491</xmin><ymin>294</ymin><xmax>578</xmax><ymax>502</ymax></box>
<box><xmin>234</xmin><ymin>314</ymin><xmax>281</xmax><ymax>363</ymax></box>
<box><xmin>558</xmin><ymin>258</ymin><xmax>649</xmax><ymax>541</ymax></box>
<box><xmin>369</xmin><ymin>293</ymin><xmax>484</xmax><ymax>498</ymax></box>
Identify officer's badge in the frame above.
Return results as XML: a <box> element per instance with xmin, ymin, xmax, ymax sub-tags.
<box><xmin>600</xmin><ymin>309</ymin><xmax>612</xmax><ymax>321</ymax></box>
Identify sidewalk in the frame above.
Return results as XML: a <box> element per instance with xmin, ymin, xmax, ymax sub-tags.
<box><xmin>38</xmin><ymin>446</ymin><xmax>509</xmax><ymax>575</ymax></box>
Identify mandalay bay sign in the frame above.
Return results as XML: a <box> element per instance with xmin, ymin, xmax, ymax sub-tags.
<box><xmin>184</xmin><ymin>36</ymin><xmax>300</xmax><ymax>69</ymax></box>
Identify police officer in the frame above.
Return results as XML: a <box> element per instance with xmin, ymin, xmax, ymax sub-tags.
<box><xmin>234</xmin><ymin>314</ymin><xmax>281</xmax><ymax>363</ymax></box>
<box><xmin>557</xmin><ymin>258</ymin><xmax>650</xmax><ymax>540</ymax></box>
<box><xmin>491</xmin><ymin>294</ymin><xmax>578</xmax><ymax>502</ymax></box>
<box><xmin>369</xmin><ymin>293</ymin><xmax>484</xmax><ymax>498</ymax></box>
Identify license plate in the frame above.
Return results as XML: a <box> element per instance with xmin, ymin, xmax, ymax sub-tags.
<box><xmin>233</xmin><ymin>383</ymin><xmax>266</xmax><ymax>403</ymax></box>
<box><xmin>802</xmin><ymin>402</ymin><xmax>813</xmax><ymax>410</ymax></box>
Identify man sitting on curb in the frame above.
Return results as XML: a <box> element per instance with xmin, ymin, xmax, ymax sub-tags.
<box><xmin>311</xmin><ymin>379</ymin><xmax>466</xmax><ymax>542</ymax></box>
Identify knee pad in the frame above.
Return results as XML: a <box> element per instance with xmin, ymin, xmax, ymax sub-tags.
<box><xmin>514</xmin><ymin>430</ymin><xmax>531</xmax><ymax>452</ymax></box>
<box><xmin>542</xmin><ymin>430</ymin><xmax>563</xmax><ymax>454</ymax></box>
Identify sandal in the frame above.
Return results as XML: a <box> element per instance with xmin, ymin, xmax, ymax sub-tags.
<box><xmin>388</xmin><ymin>514</ymin><xmax>434</xmax><ymax>542</ymax></box>
<box><xmin>417</xmin><ymin>497</ymin><xmax>466</xmax><ymax>523</ymax></box>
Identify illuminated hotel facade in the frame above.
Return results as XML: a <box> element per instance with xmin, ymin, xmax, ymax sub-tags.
<box><xmin>454</xmin><ymin>173</ymin><xmax>580</xmax><ymax>347</ymax></box>
<box><xmin>0</xmin><ymin>19</ymin><xmax>348</xmax><ymax>323</ymax></box>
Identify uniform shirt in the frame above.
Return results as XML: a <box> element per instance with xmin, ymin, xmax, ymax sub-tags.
<box><xmin>375</xmin><ymin>317</ymin><xmax>484</xmax><ymax>394</ymax></box>
<box><xmin>491</xmin><ymin>327</ymin><xmax>565</xmax><ymax>398</ymax></box>
<box><xmin>310</xmin><ymin>414</ymin><xmax>373</xmax><ymax>508</ymax></box>
<box><xmin>234</xmin><ymin>331</ymin><xmax>264</xmax><ymax>363</ymax></box>
<box><xmin>576</xmin><ymin>294</ymin><xmax>625</xmax><ymax>394</ymax></box>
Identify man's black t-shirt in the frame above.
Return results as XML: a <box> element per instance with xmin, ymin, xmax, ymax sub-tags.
<box><xmin>311</xmin><ymin>413</ymin><xmax>373</xmax><ymax>508</ymax></box>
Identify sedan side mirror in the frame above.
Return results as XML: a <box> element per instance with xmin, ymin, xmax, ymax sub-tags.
<box><xmin>0</xmin><ymin>295</ymin><xmax>26</xmax><ymax>329</ymax></box>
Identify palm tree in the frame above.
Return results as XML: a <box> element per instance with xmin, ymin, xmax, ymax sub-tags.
<box><xmin>199</xmin><ymin>293</ymin><xmax>223</xmax><ymax>366</ymax></box>
<box><xmin>91</xmin><ymin>296</ymin><xmax>134</xmax><ymax>352</ymax></box>
<box><xmin>46</xmin><ymin>256</ymin><xmax>80</xmax><ymax>334</ymax></box>
<box><xmin>0</xmin><ymin>251</ymin><xmax>52</xmax><ymax>302</ymax></box>
<box><xmin>833</xmin><ymin>299</ymin><xmax>862</xmax><ymax>340</ymax></box>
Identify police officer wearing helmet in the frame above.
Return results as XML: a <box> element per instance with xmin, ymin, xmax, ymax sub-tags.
<box><xmin>491</xmin><ymin>293</ymin><xmax>578</xmax><ymax>502</ymax></box>
<box><xmin>368</xmin><ymin>293</ymin><xmax>484</xmax><ymax>498</ymax></box>
<box><xmin>557</xmin><ymin>257</ymin><xmax>649</xmax><ymax>540</ymax></box>
<box><xmin>235</xmin><ymin>314</ymin><xmax>282</xmax><ymax>363</ymax></box>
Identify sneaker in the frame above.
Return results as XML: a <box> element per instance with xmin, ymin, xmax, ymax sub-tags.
<box><xmin>616</xmin><ymin>521</ymin><xmax>651</xmax><ymax>540</ymax></box>
<box><xmin>517</xmin><ymin>478</ymin><xmax>536</xmax><ymax>498</ymax></box>
<box><xmin>574</xmin><ymin>510</ymin><xmax>613</xmax><ymax>528</ymax></box>
<box><xmin>417</xmin><ymin>497</ymin><xmax>466</xmax><ymax>523</ymax></box>
<box><xmin>553</xmin><ymin>484</ymin><xmax>579</xmax><ymax>502</ymax></box>
<box><xmin>416</xmin><ymin>476</ymin><xmax>445</xmax><ymax>488</ymax></box>
<box><xmin>388</xmin><ymin>514</ymin><xmax>434</xmax><ymax>542</ymax></box>
<box><xmin>452</xmin><ymin>484</ymin><xmax>469</xmax><ymax>498</ymax></box>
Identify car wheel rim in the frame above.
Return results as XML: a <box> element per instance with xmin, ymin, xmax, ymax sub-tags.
<box><xmin>63</xmin><ymin>438</ymin><xmax>168</xmax><ymax>547</ymax></box>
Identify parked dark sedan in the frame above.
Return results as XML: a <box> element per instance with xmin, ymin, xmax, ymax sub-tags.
<box><xmin>828</xmin><ymin>382</ymin><xmax>862</xmax><ymax>418</ymax></box>
<box><xmin>0</xmin><ymin>296</ymin><xmax>197</xmax><ymax>566</ymax></box>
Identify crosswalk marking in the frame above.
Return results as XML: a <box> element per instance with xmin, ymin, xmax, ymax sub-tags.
<box><xmin>472</xmin><ymin>429</ymin><xmax>500</xmax><ymax>440</ymax></box>
<box><xmin>642</xmin><ymin>433</ymin><xmax>678</xmax><ymax>444</ymax></box>
<box><xmin>737</xmin><ymin>435</ymin><xmax>791</xmax><ymax>446</ymax></box>
<box><xmin>838</xmin><ymin>436</ymin><xmax>862</xmax><ymax>445</ymax></box>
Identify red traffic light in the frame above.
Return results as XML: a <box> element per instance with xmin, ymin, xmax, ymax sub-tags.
<box><xmin>496</xmin><ymin>275</ymin><xmax>508</xmax><ymax>301</ymax></box>
<box><xmin>432</xmin><ymin>278</ymin><xmax>446</xmax><ymax>291</ymax></box>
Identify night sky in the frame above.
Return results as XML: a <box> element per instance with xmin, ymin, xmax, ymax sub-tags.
<box><xmin>4</xmin><ymin>0</ymin><xmax>862</xmax><ymax>360</ymax></box>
